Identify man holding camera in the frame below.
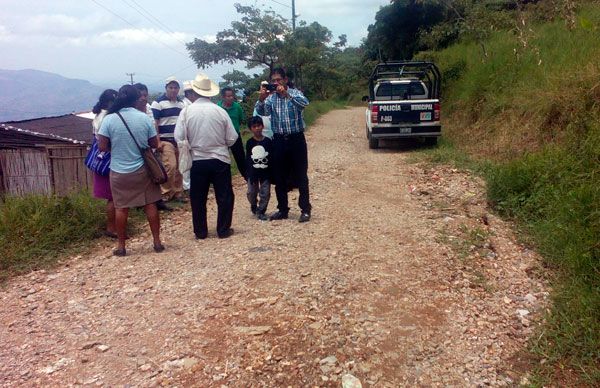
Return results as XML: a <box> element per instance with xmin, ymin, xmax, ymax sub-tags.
<box><xmin>255</xmin><ymin>67</ymin><xmax>312</xmax><ymax>223</ymax></box>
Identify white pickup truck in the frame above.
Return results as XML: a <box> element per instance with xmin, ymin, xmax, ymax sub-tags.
<box><xmin>364</xmin><ymin>61</ymin><xmax>442</xmax><ymax>149</ymax></box>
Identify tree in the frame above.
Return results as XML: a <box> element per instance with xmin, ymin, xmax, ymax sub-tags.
<box><xmin>281</xmin><ymin>21</ymin><xmax>333</xmax><ymax>90</ymax></box>
<box><xmin>186</xmin><ymin>3</ymin><xmax>290</xmax><ymax>73</ymax></box>
<box><xmin>363</xmin><ymin>0</ymin><xmax>447</xmax><ymax>61</ymax></box>
<box><xmin>219</xmin><ymin>70</ymin><xmax>269</xmax><ymax>100</ymax></box>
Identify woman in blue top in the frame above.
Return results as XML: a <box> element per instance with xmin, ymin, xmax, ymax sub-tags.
<box><xmin>98</xmin><ymin>85</ymin><xmax>164</xmax><ymax>256</ymax></box>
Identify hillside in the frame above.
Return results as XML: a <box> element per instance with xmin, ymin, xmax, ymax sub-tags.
<box><xmin>0</xmin><ymin>69</ymin><xmax>105</xmax><ymax>122</ymax></box>
<box><xmin>418</xmin><ymin>3</ymin><xmax>600</xmax><ymax>385</ymax></box>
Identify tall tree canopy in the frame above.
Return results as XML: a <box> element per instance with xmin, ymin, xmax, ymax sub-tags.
<box><xmin>186</xmin><ymin>3</ymin><xmax>290</xmax><ymax>73</ymax></box>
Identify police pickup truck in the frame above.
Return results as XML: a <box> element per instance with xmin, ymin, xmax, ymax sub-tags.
<box><xmin>364</xmin><ymin>61</ymin><xmax>441</xmax><ymax>149</ymax></box>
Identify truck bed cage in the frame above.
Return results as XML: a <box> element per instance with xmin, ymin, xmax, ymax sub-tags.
<box><xmin>368</xmin><ymin>61</ymin><xmax>441</xmax><ymax>100</ymax></box>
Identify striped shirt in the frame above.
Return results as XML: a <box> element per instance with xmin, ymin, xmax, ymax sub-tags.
<box><xmin>255</xmin><ymin>88</ymin><xmax>309</xmax><ymax>135</ymax></box>
<box><xmin>150</xmin><ymin>94</ymin><xmax>184</xmax><ymax>140</ymax></box>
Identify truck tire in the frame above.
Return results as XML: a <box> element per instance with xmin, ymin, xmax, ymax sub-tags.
<box><xmin>369</xmin><ymin>137</ymin><xmax>379</xmax><ymax>149</ymax></box>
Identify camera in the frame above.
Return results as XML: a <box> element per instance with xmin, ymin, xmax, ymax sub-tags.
<box><xmin>265</xmin><ymin>83</ymin><xmax>278</xmax><ymax>92</ymax></box>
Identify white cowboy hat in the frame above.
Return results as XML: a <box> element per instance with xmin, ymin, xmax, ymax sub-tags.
<box><xmin>191</xmin><ymin>73</ymin><xmax>219</xmax><ymax>97</ymax></box>
<box><xmin>182</xmin><ymin>80</ymin><xmax>193</xmax><ymax>91</ymax></box>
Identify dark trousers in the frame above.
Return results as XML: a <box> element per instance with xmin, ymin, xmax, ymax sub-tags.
<box><xmin>272</xmin><ymin>132</ymin><xmax>311</xmax><ymax>214</ymax></box>
<box><xmin>189</xmin><ymin>159</ymin><xmax>234</xmax><ymax>238</ymax></box>
<box><xmin>230</xmin><ymin>136</ymin><xmax>246</xmax><ymax>180</ymax></box>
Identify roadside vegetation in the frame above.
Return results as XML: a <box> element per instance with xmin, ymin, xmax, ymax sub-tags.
<box><xmin>0</xmin><ymin>193</ymin><xmax>105</xmax><ymax>283</ymax></box>
<box><xmin>409</xmin><ymin>2</ymin><xmax>600</xmax><ymax>384</ymax></box>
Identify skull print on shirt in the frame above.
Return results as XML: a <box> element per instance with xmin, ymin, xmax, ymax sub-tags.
<box><xmin>251</xmin><ymin>145</ymin><xmax>269</xmax><ymax>169</ymax></box>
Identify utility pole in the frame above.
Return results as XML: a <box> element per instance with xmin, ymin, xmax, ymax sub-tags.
<box><xmin>126</xmin><ymin>72</ymin><xmax>135</xmax><ymax>85</ymax></box>
<box><xmin>292</xmin><ymin>0</ymin><xmax>296</xmax><ymax>32</ymax></box>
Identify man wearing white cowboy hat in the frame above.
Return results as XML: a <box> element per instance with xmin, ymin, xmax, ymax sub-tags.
<box><xmin>174</xmin><ymin>73</ymin><xmax>239</xmax><ymax>239</ymax></box>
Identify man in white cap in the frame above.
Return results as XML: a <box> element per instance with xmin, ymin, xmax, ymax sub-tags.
<box><xmin>174</xmin><ymin>73</ymin><xmax>239</xmax><ymax>239</ymax></box>
<box><xmin>151</xmin><ymin>76</ymin><xmax>186</xmax><ymax>209</ymax></box>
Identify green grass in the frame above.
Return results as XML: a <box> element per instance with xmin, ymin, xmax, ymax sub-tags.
<box><xmin>486</xmin><ymin>137</ymin><xmax>600</xmax><ymax>384</ymax></box>
<box><xmin>416</xmin><ymin>4</ymin><xmax>600</xmax><ymax>385</ymax></box>
<box><xmin>0</xmin><ymin>192</ymin><xmax>106</xmax><ymax>283</ymax></box>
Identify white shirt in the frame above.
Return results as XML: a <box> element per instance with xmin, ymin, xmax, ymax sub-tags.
<box><xmin>174</xmin><ymin>98</ymin><xmax>239</xmax><ymax>164</ymax></box>
<box><xmin>92</xmin><ymin>110</ymin><xmax>108</xmax><ymax>136</ymax></box>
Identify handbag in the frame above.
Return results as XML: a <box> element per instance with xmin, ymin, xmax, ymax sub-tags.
<box><xmin>177</xmin><ymin>108</ymin><xmax>192</xmax><ymax>174</ymax></box>
<box><xmin>84</xmin><ymin>137</ymin><xmax>111</xmax><ymax>176</ymax></box>
<box><xmin>116</xmin><ymin>112</ymin><xmax>168</xmax><ymax>185</ymax></box>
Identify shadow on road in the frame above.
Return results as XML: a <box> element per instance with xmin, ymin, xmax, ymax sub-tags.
<box><xmin>372</xmin><ymin>138</ymin><xmax>438</xmax><ymax>153</ymax></box>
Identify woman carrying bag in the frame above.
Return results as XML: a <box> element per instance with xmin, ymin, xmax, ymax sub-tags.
<box><xmin>89</xmin><ymin>89</ymin><xmax>118</xmax><ymax>238</ymax></box>
<box><xmin>97</xmin><ymin>85</ymin><xmax>164</xmax><ymax>256</ymax></box>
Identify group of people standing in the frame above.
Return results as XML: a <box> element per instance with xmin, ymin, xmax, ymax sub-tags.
<box><xmin>89</xmin><ymin>67</ymin><xmax>312</xmax><ymax>256</ymax></box>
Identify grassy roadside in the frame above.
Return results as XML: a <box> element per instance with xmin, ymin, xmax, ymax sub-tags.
<box><xmin>415</xmin><ymin>4</ymin><xmax>600</xmax><ymax>384</ymax></box>
<box><xmin>0</xmin><ymin>192</ymin><xmax>105</xmax><ymax>283</ymax></box>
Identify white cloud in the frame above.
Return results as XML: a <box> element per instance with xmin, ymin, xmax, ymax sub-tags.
<box><xmin>0</xmin><ymin>25</ymin><xmax>13</xmax><ymax>42</ymax></box>
<box><xmin>22</xmin><ymin>14</ymin><xmax>110</xmax><ymax>37</ymax></box>
<box><xmin>202</xmin><ymin>34</ymin><xmax>217</xmax><ymax>43</ymax></box>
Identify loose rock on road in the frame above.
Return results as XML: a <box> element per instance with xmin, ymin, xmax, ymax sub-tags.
<box><xmin>0</xmin><ymin>107</ymin><xmax>548</xmax><ymax>387</ymax></box>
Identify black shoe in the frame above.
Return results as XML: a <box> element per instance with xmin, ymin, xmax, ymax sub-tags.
<box><xmin>257</xmin><ymin>213</ymin><xmax>268</xmax><ymax>221</ymax></box>
<box><xmin>195</xmin><ymin>233</ymin><xmax>207</xmax><ymax>240</ymax></box>
<box><xmin>299</xmin><ymin>212</ymin><xmax>311</xmax><ymax>223</ymax></box>
<box><xmin>218</xmin><ymin>228</ymin><xmax>234</xmax><ymax>239</ymax></box>
<box><xmin>156</xmin><ymin>200</ymin><xmax>173</xmax><ymax>212</ymax></box>
<box><xmin>269</xmin><ymin>211</ymin><xmax>289</xmax><ymax>221</ymax></box>
<box><xmin>113</xmin><ymin>248</ymin><xmax>127</xmax><ymax>257</ymax></box>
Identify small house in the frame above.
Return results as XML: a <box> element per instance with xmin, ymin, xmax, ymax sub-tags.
<box><xmin>0</xmin><ymin>114</ymin><xmax>94</xmax><ymax>196</ymax></box>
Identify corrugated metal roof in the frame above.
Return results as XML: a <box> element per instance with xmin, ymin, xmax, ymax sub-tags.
<box><xmin>0</xmin><ymin>124</ymin><xmax>86</xmax><ymax>148</ymax></box>
<box><xmin>2</xmin><ymin>114</ymin><xmax>93</xmax><ymax>144</ymax></box>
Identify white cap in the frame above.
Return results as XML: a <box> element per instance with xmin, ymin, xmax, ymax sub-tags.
<box><xmin>165</xmin><ymin>76</ymin><xmax>179</xmax><ymax>86</ymax></box>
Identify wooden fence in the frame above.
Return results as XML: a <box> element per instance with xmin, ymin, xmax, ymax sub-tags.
<box><xmin>0</xmin><ymin>145</ymin><xmax>92</xmax><ymax>196</ymax></box>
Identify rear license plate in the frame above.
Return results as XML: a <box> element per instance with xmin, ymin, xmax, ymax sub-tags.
<box><xmin>420</xmin><ymin>112</ymin><xmax>432</xmax><ymax>121</ymax></box>
<box><xmin>399</xmin><ymin>127</ymin><xmax>411</xmax><ymax>134</ymax></box>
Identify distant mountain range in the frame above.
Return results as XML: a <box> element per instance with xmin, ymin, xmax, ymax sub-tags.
<box><xmin>0</xmin><ymin>69</ymin><xmax>106</xmax><ymax>122</ymax></box>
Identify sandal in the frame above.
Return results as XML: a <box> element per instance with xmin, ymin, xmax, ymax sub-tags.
<box><xmin>113</xmin><ymin>248</ymin><xmax>127</xmax><ymax>257</ymax></box>
<box><xmin>153</xmin><ymin>244</ymin><xmax>165</xmax><ymax>253</ymax></box>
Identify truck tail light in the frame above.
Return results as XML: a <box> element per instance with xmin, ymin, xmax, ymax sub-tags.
<box><xmin>434</xmin><ymin>103</ymin><xmax>440</xmax><ymax>121</ymax></box>
<box><xmin>371</xmin><ymin>105</ymin><xmax>379</xmax><ymax>124</ymax></box>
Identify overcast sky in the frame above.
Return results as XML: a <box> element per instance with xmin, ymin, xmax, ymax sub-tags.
<box><xmin>0</xmin><ymin>0</ymin><xmax>388</xmax><ymax>87</ymax></box>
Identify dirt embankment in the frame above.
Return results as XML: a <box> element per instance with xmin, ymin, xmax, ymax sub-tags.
<box><xmin>0</xmin><ymin>107</ymin><xmax>548</xmax><ymax>387</ymax></box>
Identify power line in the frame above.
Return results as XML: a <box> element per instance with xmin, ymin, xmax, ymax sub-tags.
<box><xmin>266</xmin><ymin>0</ymin><xmax>292</xmax><ymax>9</ymax></box>
<box><xmin>121</xmin><ymin>0</ymin><xmax>188</xmax><ymax>47</ymax></box>
<box><xmin>88</xmin><ymin>0</ymin><xmax>189</xmax><ymax>58</ymax></box>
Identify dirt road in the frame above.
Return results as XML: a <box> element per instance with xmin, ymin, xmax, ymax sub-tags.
<box><xmin>0</xmin><ymin>107</ymin><xmax>548</xmax><ymax>387</ymax></box>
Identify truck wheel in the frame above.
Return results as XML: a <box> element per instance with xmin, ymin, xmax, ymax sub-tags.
<box><xmin>424</xmin><ymin>137</ymin><xmax>438</xmax><ymax>146</ymax></box>
<box><xmin>369</xmin><ymin>137</ymin><xmax>379</xmax><ymax>149</ymax></box>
